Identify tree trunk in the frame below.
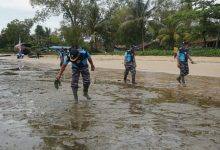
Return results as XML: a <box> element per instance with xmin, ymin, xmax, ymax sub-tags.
<box><xmin>141</xmin><ymin>21</ymin><xmax>144</xmax><ymax>51</ymax></box>
<box><xmin>202</xmin><ymin>32</ymin><xmax>207</xmax><ymax>48</ymax></box>
<box><xmin>216</xmin><ymin>30</ymin><xmax>220</xmax><ymax>49</ymax></box>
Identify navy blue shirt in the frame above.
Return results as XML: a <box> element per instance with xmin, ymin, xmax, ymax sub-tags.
<box><xmin>63</xmin><ymin>49</ymin><xmax>91</xmax><ymax>69</ymax></box>
<box><xmin>178</xmin><ymin>48</ymin><xmax>189</xmax><ymax>62</ymax></box>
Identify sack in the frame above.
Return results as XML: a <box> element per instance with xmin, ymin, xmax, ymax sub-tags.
<box><xmin>54</xmin><ymin>79</ymin><xmax>61</xmax><ymax>89</ymax></box>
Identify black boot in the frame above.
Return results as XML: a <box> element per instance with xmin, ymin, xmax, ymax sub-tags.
<box><xmin>181</xmin><ymin>75</ymin><xmax>186</xmax><ymax>87</ymax></box>
<box><xmin>83</xmin><ymin>86</ymin><xmax>91</xmax><ymax>100</ymax></box>
<box><xmin>124</xmin><ymin>76</ymin><xmax>127</xmax><ymax>83</ymax></box>
<box><xmin>132</xmin><ymin>75</ymin><xmax>137</xmax><ymax>84</ymax></box>
<box><xmin>176</xmin><ymin>76</ymin><xmax>181</xmax><ymax>84</ymax></box>
<box><xmin>72</xmin><ymin>89</ymin><xmax>78</xmax><ymax>103</ymax></box>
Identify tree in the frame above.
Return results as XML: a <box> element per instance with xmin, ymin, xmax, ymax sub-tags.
<box><xmin>191</xmin><ymin>0</ymin><xmax>217</xmax><ymax>47</ymax></box>
<box><xmin>60</xmin><ymin>24</ymin><xmax>83</xmax><ymax>45</ymax></box>
<box><xmin>84</xmin><ymin>0</ymin><xmax>102</xmax><ymax>51</ymax></box>
<box><xmin>33</xmin><ymin>25</ymin><xmax>52</xmax><ymax>47</ymax></box>
<box><xmin>119</xmin><ymin>0</ymin><xmax>156</xmax><ymax>50</ymax></box>
<box><xmin>0</xmin><ymin>19</ymin><xmax>33</xmax><ymax>49</ymax></box>
<box><xmin>30</xmin><ymin>0</ymin><xmax>86</xmax><ymax>45</ymax></box>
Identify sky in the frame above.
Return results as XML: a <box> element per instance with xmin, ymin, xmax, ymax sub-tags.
<box><xmin>0</xmin><ymin>0</ymin><xmax>62</xmax><ymax>33</ymax></box>
<box><xmin>0</xmin><ymin>0</ymin><xmax>219</xmax><ymax>34</ymax></box>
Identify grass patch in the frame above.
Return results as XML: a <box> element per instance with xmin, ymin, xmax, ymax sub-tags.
<box><xmin>0</xmin><ymin>48</ymin><xmax>14</xmax><ymax>54</ymax></box>
<box><xmin>99</xmin><ymin>48</ymin><xmax>220</xmax><ymax>57</ymax></box>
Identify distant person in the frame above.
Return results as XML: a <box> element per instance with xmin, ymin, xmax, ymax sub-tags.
<box><xmin>16</xmin><ymin>51</ymin><xmax>24</xmax><ymax>59</ymax></box>
<box><xmin>36</xmin><ymin>51</ymin><xmax>40</xmax><ymax>59</ymax></box>
<box><xmin>55</xmin><ymin>45</ymin><xmax>95</xmax><ymax>103</ymax></box>
<box><xmin>54</xmin><ymin>47</ymin><xmax>68</xmax><ymax>67</ymax></box>
<box><xmin>16</xmin><ymin>44</ymin><xmax>24</xmax><ymax>59</ymax></box>
<box><xmin>176</xmin><ymin>42</ymin><xmax>195</xmax><ymax>86</ymax></box>
<box><xmin>124</xmin><ymin>45</ymin><xmax>136</xmax><ymax>84</ymax></box>
<box><xmin>59</xmin><ymin>47</ymin><xmax>66</xmax><ymax>67</ymax></box>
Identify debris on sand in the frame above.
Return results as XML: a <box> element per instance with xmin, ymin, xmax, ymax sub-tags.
<box><xmin>0</xmin><ymin>71</ymin><xmax>18</xmax><ymax>75</ymax></box>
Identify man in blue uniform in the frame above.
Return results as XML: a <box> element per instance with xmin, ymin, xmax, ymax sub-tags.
<box><xmin>55</xmin><ymin>45</ymin><xmax>95</xmax><ymax>103</ymax></box>
<box><xmin>177</xmin><ymin>42</ymin><xmax>194</xmax><ymax>86</ymax></box>
<box><xmin>124</xmin><ymin>46</ymin><xmax>137</xmax><ymax>84</ymax></box>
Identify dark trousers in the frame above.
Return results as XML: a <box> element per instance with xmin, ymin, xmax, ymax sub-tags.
<box><xmin>71</xmin><ymin>67</ymin><xmax>91</xmax><ymax>92</ymax></box>
<box><xmin>178</xmin><ymin>61</ymin><xmax>189</xmax><ymax>83</ymax></box>
<box><xmin>124</xmin><ymin>63</ymin><xmax>136</xmax><ymax>83</ymax></box>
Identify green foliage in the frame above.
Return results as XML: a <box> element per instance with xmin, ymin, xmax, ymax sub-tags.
<box><xmin>190</xmin><ymin>48</ymin><xmax>220</xmax><ymax>57</ymax></box>
<box><xmin>0</xmin><ymin>0</ymin><xmax>219</xmax><ymax>54</ymax></box>
<box><xmin>33</xmin><ymin>25</ymin><xmax>52</xmax><ymax>47</ymax></box>
<box><xmin>60</xmin><ymin>25</ymin><xmax>83</xmax><ymax>45</ymax></box>
<box><xmin>106</xmin><ymin>48</ymin><xmax>220</xmax><ymax>57</ymax></box>
<box><xmin>0</xmin><ymin>19</ymin><xmax>33</xmax><ymax>48</ymax></box>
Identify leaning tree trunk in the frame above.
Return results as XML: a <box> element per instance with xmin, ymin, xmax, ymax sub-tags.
<box><xmin>141</xmin><ymin>27</ymin><xmax>144</xmax><ymax>51</ymax></box>
<box><xmin>141</xmin><ymin>20</ymin><xmax>145</xmax><ymax>51</ymax></box>
<box><xmin>202</xmin><ymin>31</ymin><xmax>207</xmax><ymax>48</ymax></box>
<box><xmin>216</xmin><ymin>30</ymin><xmax>220</xmax><ymax>49</ymax></box>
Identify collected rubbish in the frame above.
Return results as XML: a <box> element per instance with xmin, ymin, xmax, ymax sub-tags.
<box><xmin>54</xmin><ymin>79</ymin><xmax>61</xmax><ymax>89</ymax></box>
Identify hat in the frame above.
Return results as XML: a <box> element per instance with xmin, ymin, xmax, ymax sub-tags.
<box><xmin>69</xmin><ymin>48</ymin><xmax>79</xmax><ymax>62</ymax></box>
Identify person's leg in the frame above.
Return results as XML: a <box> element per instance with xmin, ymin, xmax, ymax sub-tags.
<box><xmin>124</xmin><ymin>65</ymin><xmax>129</xmax><ymax>83</ymax></box>
<box><xmin>71</xmin><ymin>69</ymin><xmax>80</xmax><ymax>102</ymax></box>
<box><xmin>183</xmin><ymin>63</ymin><xmax>189</xmax><ymax>86</ymax></box>
<box><xmin>177</xmin><ymin>62</ymin><xmax>184</xmax><ymax>85</ymax></box>
<box><xmin>176</xmin><ymin>75</ymin><xmax>181</xmax><ymax>83</ymax></box>
<box><xmin>181</xmin><ymin>75</ymin><xmax>185</xmax><ymax>84</ymax></box>
<box><xmin>130</xmin><ymin>65</ymin><xmax>136</xmax><ymax>84</ymax></box>
<box><xmin>180</xmin><ymin>62</ymin><xmax>188</xmax><ymax>86</ymax></box>
<box><xmin>81</xmin><ymin>67</ymin><xmax>91</xmax><ymax>100</ymax></box>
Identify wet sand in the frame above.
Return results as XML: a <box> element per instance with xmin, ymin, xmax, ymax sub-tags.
<box><xmin>0</xmin><ymin>54</ymin><xmax>220</xmax><ymax>149</ymax></box>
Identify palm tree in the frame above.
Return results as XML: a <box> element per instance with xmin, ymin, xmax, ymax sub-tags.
<box><xmin>157</xmin><ymin>16</ymin><xmax>180</xmax><ymax>49</ymax></box>
<box><xmin>85</xmin><ymin>0</ymin><xmax>101</xmax><ymax>51</ymax></box>
<box><xmin>119</xmin><ymin>0</ymin><xmax>155</xmax><ymax>51</ymax></box>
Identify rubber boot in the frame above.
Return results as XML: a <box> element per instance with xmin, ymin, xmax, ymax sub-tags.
<box><xmin>181</xmin><ymin>75</ymin><xmax>186</xmax><ymax>87</ymax></box>
<box><xmin>124</xmin><ymin>76</ymin><xmax>127</xmax><ymax>83</ymax></box>
<box><xmin>72</xmin><ymin>89</ymin><xmax>78</xmax><ymax>103</ymax></box>
<box><xmin>83</xmin><ymin>86</ymin><xmax>91</xmax><ymax>100</ymax></box>
<box><xmin>132</xmin><ymin>75</ymin><xmax>137</xmax><ymax>84</ymax></box>
<box><xmin>176</xmin><ymin>76</ymin><xmax>181</xmax><ymax>84</ymax></box>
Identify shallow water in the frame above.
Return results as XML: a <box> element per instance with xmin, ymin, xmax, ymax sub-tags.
<box><xmin>0</xmin><ymin>59</ymin><xmax>219</xmax><ymax>150</ymax></box>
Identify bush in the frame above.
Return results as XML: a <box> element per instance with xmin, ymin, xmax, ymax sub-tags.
<box><xmin>0</xmin><ymin>47</ymin><xmax>14</xmax><ymax>53</ymax></box>
<box><xmin>190</xmin><ymin>48</ymin><xmax>220</xmax><ymax>57</ymax></box>
<box><xmin>100</xmin><ymin>48</ymin><xmax>220</xmax><ymax>57</ymax></box>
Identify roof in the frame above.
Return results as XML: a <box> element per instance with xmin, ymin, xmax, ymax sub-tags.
<box><xmin>49</xmin><ymin>46</ymin><xmax>71</xmax><ymax>50</ymax></box>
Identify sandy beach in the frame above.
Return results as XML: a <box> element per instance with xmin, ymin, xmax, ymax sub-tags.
<box><xmin>2</xmin><ymin>54</ymin><xmax>220</xmax><ymax>77</ymax></box>
<box><xmin>0</xmin><ymin>54</ymin><xmax>220</xmax><ymax>149</ymax></box>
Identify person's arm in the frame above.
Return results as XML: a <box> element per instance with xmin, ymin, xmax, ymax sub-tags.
<box><xmin>187</xmin><ymin>54</ymin><xmax>194</xmax><ymax>64</ymax></box>
<box><xmin>56</xmin><ymin>64</ymin><xmax>67</xmax><ymax>80</ymax></box>
<box><xmin>88</xmin><ymin>57</ymin><xmax>95</xmax><ymax>71</ymax></box>
<box><xmin>133</xmin><ymin>55</ymin><xmax>137</xmax><ymax>67</ymax></box>
<box><xmin>56</xmin><ymin>56</ymin><xmax>70</xmax><ymax>79</ymax></box>
<box><xmin>177</xmin><ymin>52</ymin><xmax>180</xmax><ymax>68</ymax></box>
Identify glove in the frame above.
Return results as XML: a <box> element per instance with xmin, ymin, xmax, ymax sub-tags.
<box><xmin>54</xmin><ymin>79</ymin><xmax>61</xmax><ymax>89</ymax></box>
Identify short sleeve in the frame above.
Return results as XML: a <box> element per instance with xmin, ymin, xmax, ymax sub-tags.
<box><xmin>85</xmin><ymin>50</ymin><xmax>91</xmax><ymax>59</ymax></box>
<box><xmin>186</xmin><ymin>49</ymin><xmax>190</xmax><ymax>55</ymax></box>
<box><xmin>63</xmin><ymin>56</ymin><xmax>70</xmax><ymax>65</ymax></box>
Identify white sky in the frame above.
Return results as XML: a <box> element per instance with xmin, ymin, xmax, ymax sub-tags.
<box><xmin>0</xmin><ymin>0</ymin><xmax>62</xmax><ymax>33</ymax></box>
<box><xmin>0</xmin><ymin>0</ymin><xmax>219</xmax><ymax>34</ymax></box>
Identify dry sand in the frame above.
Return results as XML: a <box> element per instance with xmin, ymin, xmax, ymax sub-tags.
<box><xmin>3</xmin><ymin>54</ymin><xmax>220</xmax><ymax>77</ymax></box>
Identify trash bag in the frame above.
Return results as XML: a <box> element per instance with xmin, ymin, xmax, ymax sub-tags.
<box><xmin>54</xmin><ymin>79</ymin><xmax>61</xmax><ymax>89</ymax></box>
